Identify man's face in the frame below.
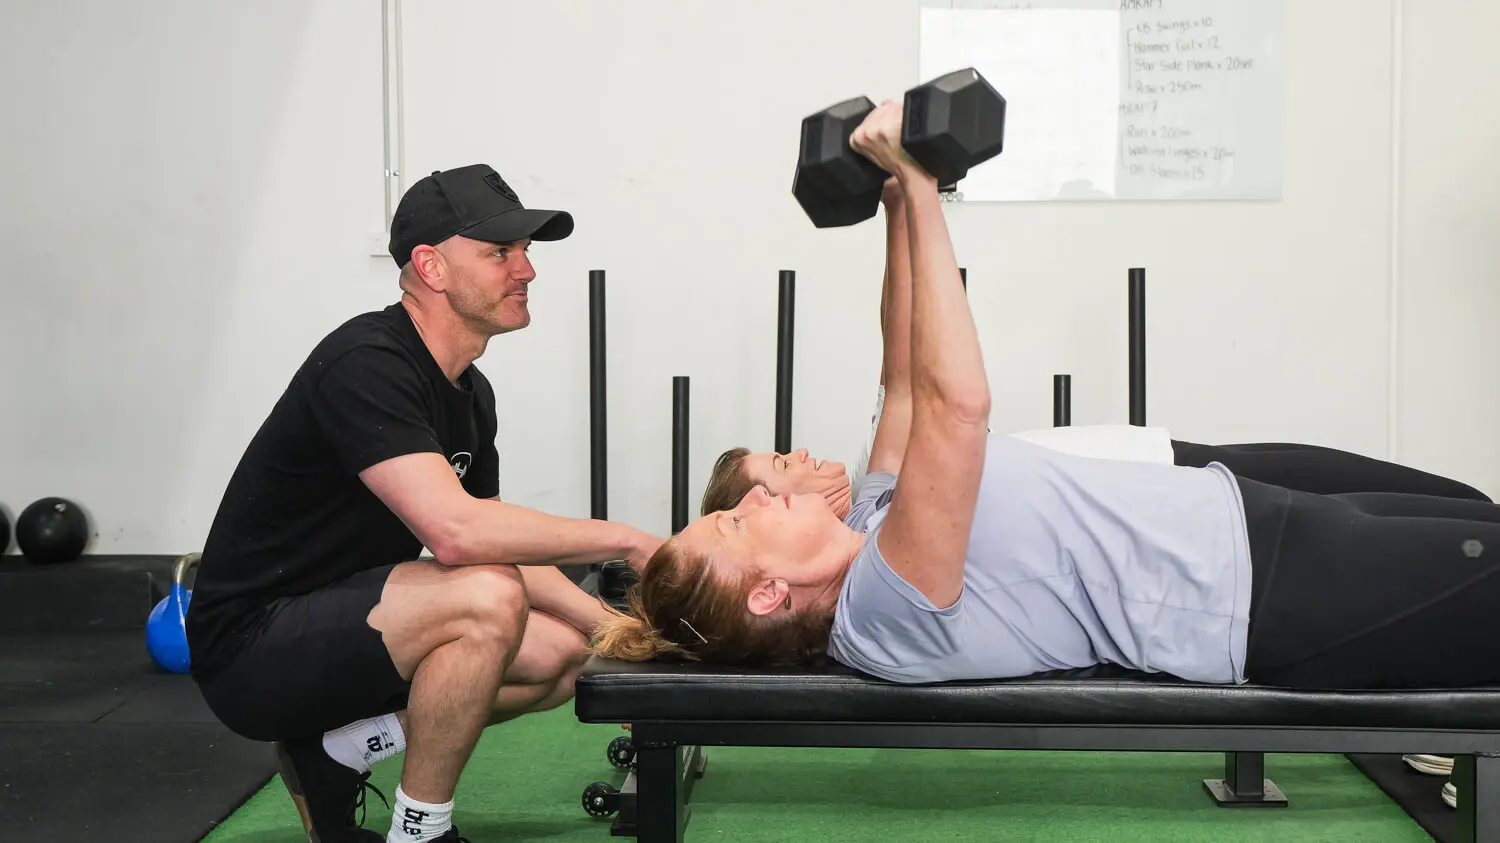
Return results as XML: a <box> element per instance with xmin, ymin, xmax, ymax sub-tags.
<box><xmin>445</xmin><ymin>236</ymin><xmax>537</xmax><ymax>335</ymax></box>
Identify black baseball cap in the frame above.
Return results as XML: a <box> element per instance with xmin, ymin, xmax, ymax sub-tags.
<box><xmin>388</xmin><ymin>164</ymin><xmax>575</xmax><ymax>266</ymax></box>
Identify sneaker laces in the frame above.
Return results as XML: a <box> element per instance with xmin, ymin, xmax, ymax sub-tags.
<box><xmin>346</xmin><ymin>777</ymin><xmax>389</xmax><ymax>828</ymax></box>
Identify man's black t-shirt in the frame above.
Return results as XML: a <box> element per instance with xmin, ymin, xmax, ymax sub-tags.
<box><xmin>186</xmin><ymin>303</ymin><xmax>499</xmax><ymax>679</ymax></box>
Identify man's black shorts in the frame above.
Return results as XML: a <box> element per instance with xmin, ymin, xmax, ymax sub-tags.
<box><xmin>197</xmin><ymin>564</ymin><xmax>411</xmax><ymax>742</ymax></box>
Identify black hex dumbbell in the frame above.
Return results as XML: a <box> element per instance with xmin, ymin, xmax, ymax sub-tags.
<box><xmin>792</xmin><ymin>67</ymin><xmax>1006</xmax><ymax>228</ymax></box>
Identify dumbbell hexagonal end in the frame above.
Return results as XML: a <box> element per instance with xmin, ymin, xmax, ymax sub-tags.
<box><xmin>792</xmin><ymin>95</ymin><xmax>885</xmax><ymax>228</ymax></box>
<box><xmin>793</xmin><ymin>165</ymin><xmax>882</xmax><ymax>228</ymax></box>
<box><xmin>903</xmin><ymin>68</ymin><xmax>1007</xmax><ymax>187</ymax></box>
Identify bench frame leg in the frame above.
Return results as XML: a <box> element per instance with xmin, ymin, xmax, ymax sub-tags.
<box><xmin>1203</xmin><ymin>751</ymin><xmax>1287</xmax><ymax>807</ymax></box>
<box><xmin>1454</xmin><ymin>752</ymin><xmax>1499</xmax><ymax>843</ymax></box>
<box><xmin>635</xmin><ymin>741</ymin><xmax>685</xmax><ymax>843</ymax></box>
<box><xmin>612</xmin><ymin>738</ymin><xmax>707</xmax><ymax>842</ymax></box>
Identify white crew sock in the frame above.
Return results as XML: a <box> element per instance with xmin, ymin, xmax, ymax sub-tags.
<box><xmin>387</xmin><ymin>783</ymin><xmax>454</xmax><ymax>843</ymax></box>
<box><xmin>321</xmin><ymin>713</ymin><xmax>406</xmax><ymax>774</ymax></box>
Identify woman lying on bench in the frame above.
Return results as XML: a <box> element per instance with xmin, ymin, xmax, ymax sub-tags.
<box><xmin>697</xmin><ymin>178</ymin><xmax>1488</xmax><ymax>525</ymax></box>
<box><xmin>591</xmin><ymin>100</ymin><xmax>1500</xmax><ymax>692</ymax></box>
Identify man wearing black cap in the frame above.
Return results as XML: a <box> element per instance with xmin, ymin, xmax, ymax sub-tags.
<box><xmin>186</xmin><ymin>165</ymin><xmax>662</xmax><ymax>843</ymax></box>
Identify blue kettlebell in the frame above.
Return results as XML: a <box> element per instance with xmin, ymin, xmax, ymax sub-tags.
<box><xmin>146</xmin><ymin>552</ymin><xmax>200</xmax><ymax>673</ymax></box>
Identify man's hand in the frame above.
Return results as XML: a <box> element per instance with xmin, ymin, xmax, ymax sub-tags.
<box><xmin>851</xmin><ymin>100</ymin><xmax>923</xmax><ymax>182</ymax></box>
<box><xmin>624</xmin><ymin>528</ymin><xmax>667</xmax><ymax>573</ymax></box>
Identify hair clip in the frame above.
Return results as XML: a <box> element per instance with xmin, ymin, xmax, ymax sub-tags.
<box><xmin>680</xmin><ymin>618</ymin><xmax>708</xmax><ymax>645</ymax></box>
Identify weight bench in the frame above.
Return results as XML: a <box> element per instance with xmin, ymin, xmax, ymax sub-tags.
<box><xmin>575</xmin><ymin>657</ymin><xmax>1500</xmax><ymax>842</ymax></box>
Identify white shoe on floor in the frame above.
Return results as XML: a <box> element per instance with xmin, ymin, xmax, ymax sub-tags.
<box><xmin>1442</xmin><ymin>780</ymin><xmax>1457</xmax><ymax>809</ymax></box>
<box><xmin>1403</xmin><ymin>754</ymin><xmax>1455</xmax><ymax>776</ymax></box>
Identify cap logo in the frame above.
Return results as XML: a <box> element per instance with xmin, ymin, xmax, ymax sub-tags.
<box><xmin>484</xmin><ymin>172</ymin><xmax>519</xmax><ymax>202</ymax></box>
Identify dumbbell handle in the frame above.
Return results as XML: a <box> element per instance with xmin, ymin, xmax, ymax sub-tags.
<box><xmin>823</xmin><ymin>70</ymin><xmax>1002</xmax><ymax>188</ymax></box>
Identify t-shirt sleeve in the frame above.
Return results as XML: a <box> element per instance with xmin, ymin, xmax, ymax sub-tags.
<box><xmin>826</xmin><ymin>523</ymin><xmax>969</xmax><ymax>683</ymax></box>
<box><xmin>307</xmin><ymin>346</ymin><xmax>444</xmax><ymax>475</ymax></box>
<box><xmin>844</xmin><ymin>471</ymin><xmax>898</xmax><ymax>533</ymax></box>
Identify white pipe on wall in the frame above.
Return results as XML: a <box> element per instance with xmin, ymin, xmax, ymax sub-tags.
<box><xmin>381</xmin><ymin>0</ymin><xmax>406</xmax><ymax>235</ymax></box>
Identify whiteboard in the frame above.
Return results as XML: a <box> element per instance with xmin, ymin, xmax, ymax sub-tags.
<box><xmin>918</xmin><ymin>0</ymin><xmax>1285</xmax><ymax>202</ymax></box>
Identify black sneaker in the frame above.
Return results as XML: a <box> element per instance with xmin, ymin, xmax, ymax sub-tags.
<box><xmin>430</xmin><ymin>828</ymin><xmax>472</xmax><ymax>842</ymax></box>
<box><xmin>274</xmin><ymin>737</ymin><xmax>389</xmax><ymax>843</ymax></box>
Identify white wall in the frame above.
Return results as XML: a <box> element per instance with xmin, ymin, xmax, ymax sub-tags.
<box><xmin>0</xmin><ymin>0</ymin><xmax>392</xmax><ymax>551</ymax></box>
<box><xmin>1</xmin><ymin>0</ymin><xmax>1495</xmax><ymax>554</ymax></box>
<box><xmin>1394</xmin><ymin>0</ymin><xmax>1500</xmax><ymax>495</ymax></box>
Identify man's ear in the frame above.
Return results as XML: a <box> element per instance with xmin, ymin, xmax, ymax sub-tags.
<box><xmin>746</xmin><ymin>578</ymin><xmax>790</xmax><ymax>617</ymax></box>
<box><xmin>409</xmin><ymin>245</ymin><xmax>448</xmax><ymax>292</ymax></box>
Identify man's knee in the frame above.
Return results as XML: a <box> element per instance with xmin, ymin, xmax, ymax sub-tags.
<box><xmin>375</xmin><ymin>561</ymin><xmax>531</xmax><ymax>680</ymax></box>
<box><xmin>456</xmin><ymin>564</ymin><xmax>529</xmax><ymax>649</ymax></box>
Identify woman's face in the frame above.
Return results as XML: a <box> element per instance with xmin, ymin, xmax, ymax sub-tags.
<box><xmin>739</xmin><ymin>449</ymin><xmax>852</xmax><ymax>519</ymax></box>
<box><xmin>674</xmin><ymin>484</ymin><xmax>853</xmax><ymax>614</ymax></box>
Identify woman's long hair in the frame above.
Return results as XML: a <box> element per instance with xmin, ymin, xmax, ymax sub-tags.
<box><xmin>590</xmin><ymin>536</ymin><xmax>836</xmax><ymax>668</ymax></box>
<box><xmin>699</xmin><ymin>447</ymin><xmax>756</xmax><ymax>517</ymax></box>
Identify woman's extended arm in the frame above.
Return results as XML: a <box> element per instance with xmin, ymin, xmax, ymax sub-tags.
<box><xmin>850</xmin><ymin>100</ymin><xmax>991</xmax><ymax>610</ymax></box>
<box><xmin>866</xmin><ymin>179</ymin><xmax>915</xmax><ymax>478</ymax></box>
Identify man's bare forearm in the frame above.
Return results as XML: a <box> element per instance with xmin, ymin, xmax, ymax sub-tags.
<box><xmin>438</xmin><ymin>499</ymin><xmax>650</xmax><ymax>568</ymax></box>
<box><xmin>517</xmin><ymin>565</ymin><xmax>614</xmax><ymax>637</ymax></box>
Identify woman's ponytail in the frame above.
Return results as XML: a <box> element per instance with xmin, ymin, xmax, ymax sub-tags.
<box><xmin>589</xmin><ymin>587</ymin><xmax>688</xmax><ymax>662</ymax></box>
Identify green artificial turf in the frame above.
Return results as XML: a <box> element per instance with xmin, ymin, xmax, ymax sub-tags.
<box><xmin>204</xmin><ymin>704</ymin><xmax>1431</xmax><ymax>842</ymax></box>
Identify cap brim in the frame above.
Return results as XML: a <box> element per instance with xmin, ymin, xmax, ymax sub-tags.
<box><xmin>461</xmin><ymin>208</ymin><xmax>575</xmax><ymax>244</ymax></box>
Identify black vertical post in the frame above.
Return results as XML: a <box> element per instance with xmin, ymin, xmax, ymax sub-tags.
<box><xmin>578</xmin><ymin>270</ymin><xmax>613</xmax><ymax>590</ymax></box>
<box><xmin>1053</xmin><ymin>374</ymin><xmax>1071</xmax><ymax>427</ymax></box>
<box><xmin>1129</xmin><ymin>267</ymin><xmax>1146</xmax><ymax>426</ymax></box>
<box><xmin>589</xmin><ymin>270</ymin><xmax>607</xmax><ymax>520</ymax></box>
<box><xmin>672</xmin><ymin>376</ymin><xmax>690</xmax><ymax>535</ymax></box>
<box><xmin>775</xmin><ymin>270</ymin><xmax>795</xmax><ymax>454</ymax></box>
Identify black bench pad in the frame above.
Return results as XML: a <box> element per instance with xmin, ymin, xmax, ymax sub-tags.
<box><xmin>576</xmin><ymin>657</ymin><xmax>1500</xmax><ymax>730</ymax></box>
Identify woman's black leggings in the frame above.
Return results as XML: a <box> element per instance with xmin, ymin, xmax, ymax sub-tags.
<box><xmin>1236</xmin><ymin>476</ymin><xmax>1500</xmax><ymax>689</ymax></box>
<box><xmin>1172</xmin><ymin>440</ymin><xmax>1491</xmax><ymax>502</ymax></box>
